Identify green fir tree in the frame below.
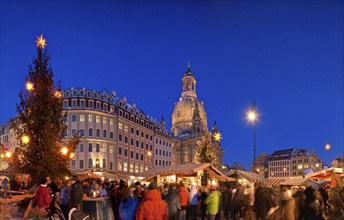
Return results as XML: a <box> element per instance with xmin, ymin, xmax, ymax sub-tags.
<box><xmin>11</xmin><ymin>35</ymin><xmax>78</xmax><ymax>183</ymax></box>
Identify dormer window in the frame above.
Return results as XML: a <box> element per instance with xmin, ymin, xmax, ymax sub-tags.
<box><xmin>93</xmin><ymin>92</ymin><xmax>98</xmax><ymax>99</ymax></box>
<box><xmin>65</xmin><ymin>90</ymin><xmax>70</xmax><ymax>97</ymax></box>
<box><xmin>87</xmin><ymin>91</ymin><xmax>91</xmax><ymax>98</ymax></box>
<box><xmin>79</xmin><ymin>90</ymin><xmax>85</xmax><ymax>97</ymax></box>
<box><xmin>72</xmin><ymin>90</ymin><xmax>77</xmax><ymax>97</ymax></box>
<box><xmin>100</xmin><ymin>94</ymin><xmax>104</xmax><ymax>100</ymax></box>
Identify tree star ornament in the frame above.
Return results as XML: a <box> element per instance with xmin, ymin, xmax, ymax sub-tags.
<box><xmin>36</xmin><ymin>35</ymin><xmax>47</xmax><ymax>48</ymax></box>
<box><xmin>213</xmin><ymin>132</ymin><xmax>222</xmax><ymax>142</ymax></box>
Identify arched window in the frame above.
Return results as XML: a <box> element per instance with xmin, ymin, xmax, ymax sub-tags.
<box><xmin>89</xmin><ymin>128</ymin><xmax>93</xmax><ymax>137</ymax></box>
<box><xmin>96</xmin><ymin>143</ymin><xmax>100</xmax><ymax>152</ymax></box>
<box><xmin>184</xmin><ymin>151</ymin><xmax>189</xmax><ymax>163</ymax></box>
<box><xmin>96</xmin><ymin>129</ymin><xmax>100</xmax><ymax>137</ymax></box>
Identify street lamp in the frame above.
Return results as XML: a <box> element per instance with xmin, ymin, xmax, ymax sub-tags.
<box><xmin>247</xmin><ymin>100</ymin><xmax>257</xmax><ymax>172</ymax></box>
<box><xmin>325</xmin><ymin>144</ymin><xmax>333</xmax><ymax>166</ymax></box>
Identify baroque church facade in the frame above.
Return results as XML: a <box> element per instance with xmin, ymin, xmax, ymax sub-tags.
<box><xmin>171</xmin><ymin>66</ymin><xmax>224</xmax><ymax>168</ymax></box>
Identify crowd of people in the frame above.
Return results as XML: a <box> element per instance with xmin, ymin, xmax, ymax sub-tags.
<box><xmin>24</xmin><ymin>175</ymin><xmax>335</xmax><ymax>220</ymax></box>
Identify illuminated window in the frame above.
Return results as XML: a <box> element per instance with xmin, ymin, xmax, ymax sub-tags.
<box><xmin>297</xmin><ymin>164</ymin><xmax>303</xmax><ymax>169</ymax></box>
<box><xmin>119</xmin><ymin>123</ymin><xmax>123</xmax><ymax>129</ymax></box>
<box><xmin>118</xmin><ymin>162</ymin><xmax>122</xmax><ymax>171</ymax></box>
<box><xmin>109</xmin><ymin>145</ymin><xmax>113</xmax><ymax>154</ymax></box>
<box><xmin>80</xmin><ymin>114</ymin><xmax>84</xmax><ymax>122</ymax></box>
<box><xmin>123</xmin><ymin>162</ymin><xmax>128</xmax><ymax>172</ymax></box>
<box><xmin>110</xmin><ymin>118</ymin><xmax>114</xmax><ymax>125</ymax></box>
<box><xmin>96</xmin><ymin>115</ymin><xmax>100</xmax><ymax>123</ymax></box>
<box><xmin>102</xmin><ymin>144</ymin><xmax>107</xmax><ymax>153</ymax></box>
<box><xmin>130</xmin><ymin>164</ymin><xmax>134</xmax><ymax>173</ymax></box>
<box><xmin>124</xmin><ymin>125</ymin><xmax>128</xmax><ymax>132</ymax></box>
<box><xmin>135</xmin><ymin>165</ymin><xmax>139</xmax><ymax>173</ymax></box>
<box><xmin>103</xmin><ymin>117</ymin><xmax>107</xmax><ymax>125</ymax></box>
<box><xmin>89</xmin><ymin>115</ymin><xmax>93</xmax><ymax>122</ymax></box>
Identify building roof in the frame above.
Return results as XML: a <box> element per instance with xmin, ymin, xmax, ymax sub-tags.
<box><xmin>225</xmin><ymin>170</ymin><xmax>265</xmax><ymax>183</ymax></box>
<box><xmin>139</xmin><ymin>163</ymin><xmax>236</xmax><ymax>182</ymax></box>
<box><xmin>269</xmin><ymin>148</ymin><xmax>295</xmax><ymax>161</ymax></box>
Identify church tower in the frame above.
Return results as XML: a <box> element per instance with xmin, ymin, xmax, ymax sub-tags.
<box><xmin>171</xmin><ymin>64</ymin><xmax>225</xmax><ymax>166</ymax></box>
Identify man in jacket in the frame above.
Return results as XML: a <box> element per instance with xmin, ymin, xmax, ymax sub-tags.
<box><xmin>178</xmin><ymin>182</ymin><xmax>189</xmax><ymax>220</ymax></box>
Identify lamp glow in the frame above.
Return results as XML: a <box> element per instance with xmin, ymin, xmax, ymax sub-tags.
<box><xmin>325</xmin><ymin>144</ymin><xmax>331</xmax><ymax>151</ymax></box>
<box><xmin>5</xmin><ymin>151</ymin><xmax>11</xmax><ymax>158</ymax></box>
<box><xmin>22</xmin><ymin>135</ymin><xmax>30</xmax><ymax>144</ymax></box>
<box><xmin>69</xmin><ymin>152</ymin><xmax>74</xmax><ymax>159</ymax></box>
<box><xmin>61</xmin><ymin>147</ymin><xmax>68</xmax><ymax>155</ymax></box>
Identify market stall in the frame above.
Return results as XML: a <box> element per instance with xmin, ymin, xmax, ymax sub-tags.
<box><xmin>280</xmin><ymin>178</ymin><xmax>320</xmax><ymax>190</ymax></box>
<box><xmin>139</xmin><ymin>163</ymin><xmax>236</xmax><ymax>187</ymax></box>
<box><xmin>226</xmin><ymin>170</ymin><xmax>266</xmax><ymax>188</ymax></box>
<box><xmin>306</xmin><ymin>168</ymin><xmax>343</xmax><ymax>187</ymax></box>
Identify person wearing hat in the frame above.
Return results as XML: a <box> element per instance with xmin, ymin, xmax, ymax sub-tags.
<box><xmin>70</xmin><ymin>176</ymin><xmax>83</xmax><ymax>212</ymax></box>
<box><xmin>204</xmin><ymin>185</ymin><xmax>219</xmax><ymax>220</ymax></box>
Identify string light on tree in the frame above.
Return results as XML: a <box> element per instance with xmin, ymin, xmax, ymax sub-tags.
<box><xmin>36</xmin><ymin>35</ymin><xmax>47</xmax><ymax>48</ymax></box>
<box><xmin>69</xmin><ymin>152</ymin><xmax>75</xmax><ymax>159</ymax></box>
<box><xmin>26</xmin><ymin>82</ymin><xmax>34</xmax><ymax>91</ymax></box>
<box><xmin>54</xmin><ymin>91</ymin><xmax>62</xmax><ymax>99</ymax></box>
<box><xmin>5</xmin><ymin>151</ymin><xmax>12</xmax><ymax>158</ymax></box>
<box><xmin>61</xmin><ymin>147</ymin><xmax>68</xmax><ymax>155</ymax></box>
<box><xmin>21</xmin><ymin>135</ymin><xmax>30</xmax><ymax>144</ymax></box>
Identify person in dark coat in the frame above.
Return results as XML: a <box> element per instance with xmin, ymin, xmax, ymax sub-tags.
<box><xmin>222</xmin><ymin>185</ymin><xmax>232</xmax><ymax>220</ymax></box>
<box><xmin>70</xmin><ymin>176</ymin><xmax>83</xmax><ymax>211</ymax></box>
<box><xmin>254</xmin><ymin>185</ymin><xmax>272</xmax><ymax>220</ymax></box>
<box><xmin>230</xmin><ymin>184</ymin><xmax>244</xmax><ymax>220</ymax></box>
<box><xmin>164</xmin><ymin>183</ymin><xmax>180</xmax><ymax>220</ymax></box>
<box><xmin>299</xmin><ymin>186</ymin><xmax>324</xmax><ymax>220</ymax></box>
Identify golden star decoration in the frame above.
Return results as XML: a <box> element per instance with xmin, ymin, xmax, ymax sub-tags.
<box><xmin>213</xmin><ymin>132</ymin><xmax>222</xmax><ymax>142</ymax></box>
<box><xmin>36</xmin><ymin>35</ymin><xmax>47</xmax><ymax>48</ymax></box>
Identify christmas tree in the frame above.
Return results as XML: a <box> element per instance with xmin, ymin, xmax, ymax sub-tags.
<box><xmin>195</xmin><ymin>132</ymin><xmax>218</xmax><ymax>166</ymax></box>
<box><xmin>11</xmin><ymin>35</ymin><xmax>78</xmax><ymax>183</ymax></box>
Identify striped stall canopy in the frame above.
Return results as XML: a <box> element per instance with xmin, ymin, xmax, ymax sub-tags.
<box><xmin>267</xmin><ymin>178</ymin><xmax>286</xmax><ymax>186</ymax></box>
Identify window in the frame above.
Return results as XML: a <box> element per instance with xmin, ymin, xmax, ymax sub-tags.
<box><xmin>131</xmin><ymin>128</ymin><xmax>134</xmax><ymax>133</ymax></box>
<box><xmin>119</xmin><ymin>147</ymin><xmax>122</xmax><ymax>155</ymax></box>
<box><xmin>156</xmin><ymin>149</ymin><xmax>158</xmax><ymax>154</ymax></box>
<box><xmin>141</xmin><ymin>154</ymin><xmax>144</xmax><ymax>161</ymax></box>
<box><xmin>79</xmin><ymin>143</ymin><xmax>84</xmax><ymax>152</ymax></box>
<box><xmin>89</xmin><ymin>101</ymin><xmax>94</xmax><ymax>108</ymax></box>
<box><xmin>119</xmin><ymin>123</ymin><xmax>123</xmax><ymax>129</ymax></box>
<box><xmin>63</xmin><ymin>115</ymin><xmax>68</xmax><ymax>122</ymax></box>
<box><xmin>103</xmin><ymin>117</ymin><xmax>107</xmax><ymax>124</ymax></box>
<box><xmin>109</xmin><ymin>145</ymin><xmax>113</xmax><ymax>153</ymax></box>
<box><xmin>110</xmin><ymin>118</ymin><xmax>114</xmax><ymax>125</ymax></box>
<box><xmin>103</xmin><ymin>104</ymin><xmax>108</xmax><ymax>111</ymax></box>
<box><xmin>80</xmin><ymin>100</ymin><xmax>85</xmax><ymax>108</ymax></box>
<box><xmin>88</xmin><ymin>128</ymin><xmax>93</xmax><ymax>136</ymax></box>
<box><xmin>110</xmin><ymin>162</ymin><xmax>113</xmax><ymax>170</ymax></box>
<box><xmin>124</xmin><ymin>149</ymin><xmax>128</xmax><ymax>156</ymax></box>
<box><xmin>96</xmin><ymin>143</ymin><xmax>100</xmax><ymax>152</ymax></box>
<box><xmin>135</xmin><ymin>165</ymin><xmax>139</xmax><ymax>173</ymax></box>
<box><xmin>136</xmin><ymin>130</ymin><xmax>139</xmax><ymax>135</ymax></box>
<box><xmin>130</xmin><ymin>151</ymin><xmax>133</xmax><ymax>158</ymax></box>
<box><xmin>80</xmin><ymin>160</ymin><xmax>84</xmax><ymax>169</ymax></box>
<box><xmin>110</xmin><ymin>132</ymin><xmax>114</xmax><ymax>139</ymax></box>
<box><xmin>131</xmin><ymin>139</ymin><xmax>134</xmax><ymax>145</ymax></box>
<box><xmin>71</xmin><ymin>160</ymin><xmax>76</xmax><ymax>169</ymax></box>
<box><xmin>72</xmin><ymin>100</ymin><xmax>77</xmax><ymax>107</ymax></box>
<box><xmin>150</xmin><ymin>145</ymin><xmax>152</xmax><ymax>151</ymax></box>
<box><xmin>103</xmin><ymin>159</ymin><xmax>106</xmax><ymax>168</ymax></box>
<box><xmin>88</xmin><ymin>159</ymin><xmax>93</xmax><ymax>168</ymax></box>
<box><xmin>130</xmin><ymin>164</ymin><xmax>133</xmax><ymax>173</ymax></box>
<box><xmin>136</xmin><ymin>153</ymin><xmax>139</xmax><ymax>160</ymax></box>
<box><xmin>72</xmin><ymin>129</ymin><xmax>76</xmax><ymax>136</ymax></box>
<box><xmin>297</xmin><ymin>164</ymin><xmax>303</xmax><ymax>169</ymax></box>
<box><xmin>125</xmin><ymin>136</ymin><xmax>128</xmax><ymax>143</ymax></box>
<box><xmin>146</xmin><ymin>134</ymin><xmax>148</xmax><ymax>139</ymax></box>
<box><xmin>110</xmin><ymin>106</ymin><xmax>114</xmax><ymax>113</ymax></box>
<box><xmin>96</xmin><ymin>129</ymin><xmax>100</xmax><ymax>137</ymax></box>
<box><xmin>96</xmin><ymin>115</ymin><xmax>100</xmax><ymax>123</ymax></box>
<box><xmin>118</xmin><ymin>162</ymin><xmax>122</xmax><ymax>171</ymax></box>
<box><xmin>89</xmin><ymin>115</ymin><xmax>93</xmax><ymax>122</ymax></box>
<box><xmin>124</xmin><ymin>125</ymin><xmax>128</xmax><ymax>132</ymax></box>
<box><xmin>146</xmin><ymin>144</ymin><xmax>148</xmax><ymax>150</ymax></box>
<box><xmin>119</xmin><ymin>134</ymin><xmax>122</xmax><ymax>142</ymax></box>
<box><xmin>136</xmin><ymin>141</ymin><xmax>139</xmax><ymax>147</ymax></box>
<box><xmin>79</xmin><ymin>129</ymin><xmax>84</xmax><ymax>136</ymax></box>
<box><xmin>141</xmin><ymin>132</ymin><xmax>144</xmax><ymax>137</ymax></box>
<box><xmin>88</xmin><ymin>143</ymin><xmax>93</xmax><ymax>152</ymax></box>
<box><xmin>141</xmin><ymin>142</ymin><xmax>143</xmax><ymax>148</ymax></box>
<box><xmin>103</xmin><ymin>130</ymin><xmax>107</xmax><ymax>138</ymax></box>
<box><xmin>123</xmin><ymin>162</ymin><xmax>128</xmax><ymax>172</ymax></box>
<box><xmin>63</xmin><ymin>101</ymin><xmax>68</xmax><ymax>108</ymax></box>
<box><xmin>72</xmin><ymin>115</ymin><xmax>77</xmax><ymax>122</ymax></box>
<box><xmin>80</xmin><ymin>114</ymin><xmax>85</xmax><ymax>122</ymax></box>
<box><xmin>96</xmin><ymin>102</ymin><xmax>101</xmax><ymax>109</ymax></box>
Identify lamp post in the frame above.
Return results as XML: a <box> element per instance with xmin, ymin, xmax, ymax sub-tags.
<box><xmin>325</xmin><ymin>144</ymin><xmax>333</xmax><ymax>166</ymax></box>
<box><xmin>247</xmin><ymin>100</ymin><xmax>257</xmax><ymax>172</ymax></box>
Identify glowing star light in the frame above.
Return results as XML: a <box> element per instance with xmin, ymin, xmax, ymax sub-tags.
<box><xmin>26</xmin><ymin>82</ymin><xmax>34</xmax><ymax>91</ymax></box>
<box><xmin>54</xmin><ymin>91</ymin><xmax>62</xmax><ymax>99</ymax></box>
<box><xmin>5</xmin><ymin>151</ymin><xmax>12</xmax><ymax>158</ymax></box>
<box><xmin>22</xmin><ymin>135</ymin><xmax>30</xmax><ymax>144</ymax></box>
<box><xmin>36</xmin><ymin>35</ymin><xmax>47</xmax><ymax>48</ymax></box>
<box><xmin>213</xmin><ymin>132</ymin><xmax>222</xmax><ymax>142</ymax></box>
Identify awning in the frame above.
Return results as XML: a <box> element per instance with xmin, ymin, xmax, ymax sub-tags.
<box><xmin>226</xmin><ymin>170</ymin><xmax>265</xmax><ymax>183</ymax></box>
<box><xmin>267</xmin><ymin>178</ymin><xmax>286</xmax><ymax>186</ymax></box>
<box><xmin>139</xmin><ymin>163</ymin><xmax>236</xmax><ymax>182</ymax></box>
<box><xmin>280</xmin><ymin>178</ymin><xmax>320</xmax><ymax>189</ymax></box>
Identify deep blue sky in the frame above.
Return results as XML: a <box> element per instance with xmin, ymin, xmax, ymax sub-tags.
<box><xmin>1</xmin><ymin>1</ymin><xmax>343</xmax><ymax>169</ymax></box>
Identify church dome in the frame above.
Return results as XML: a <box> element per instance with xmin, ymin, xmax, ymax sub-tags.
<box><xmin>171</xmin><ymin>66</ymin><xmax>207</xmax><ymax>137</ymax></box>
<box><xmin>172</xmin><ymin>98</ymin><xmax>207</xmax><ymax>137</ymax></box>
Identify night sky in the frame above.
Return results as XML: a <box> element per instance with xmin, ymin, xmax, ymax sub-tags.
<box><xmin>1</xmin><ymin>1</ymin><xmax>343</xmax><ymax>169</ymax></box>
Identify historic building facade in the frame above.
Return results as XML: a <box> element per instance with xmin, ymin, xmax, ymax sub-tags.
<box><xmin>268</xmin><ymin>148</ymin><xmax>322</xmax><ymax>179</ymax></box>
<box><xmin>171</xmin><ymin>66</ymin><xmax>223</xmax><ymax>168</ymax></box>
<box><xmin>62</xmin><ymin>88</ymin><xmax>173</xmax><ymax>176</ymax></box>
